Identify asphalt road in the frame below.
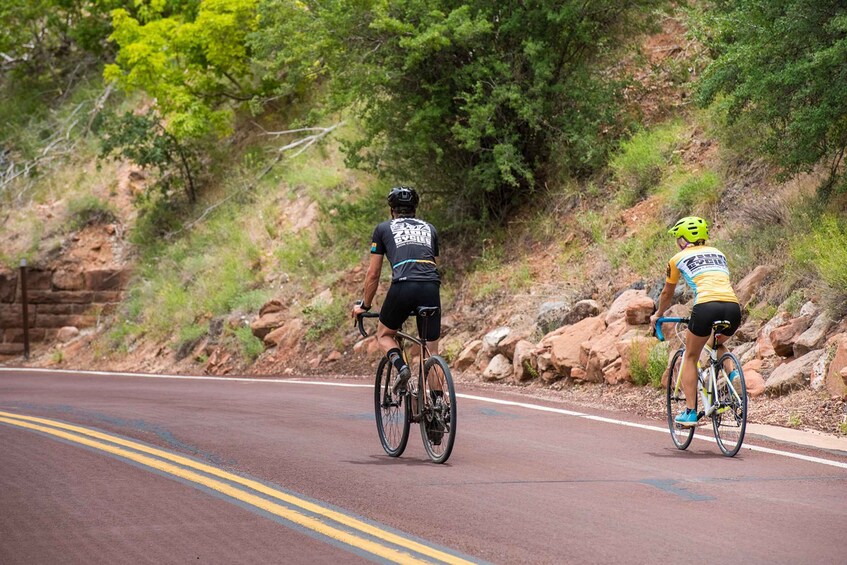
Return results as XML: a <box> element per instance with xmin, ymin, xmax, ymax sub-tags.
<box><xmin>2</xmin><ymin>368</ymin><xmax>846</xmax><ymax>564</ymax></box>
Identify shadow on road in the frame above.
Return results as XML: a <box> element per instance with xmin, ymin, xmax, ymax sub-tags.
<box><xmin>645</xmin><ymin>448</ymin><xmax>745</xmax><ymax>460</ymax></box>
<box><xmin>345</xmin><ymin>455</ymin><xmax>452</xmax><ymax>467</ymax></box>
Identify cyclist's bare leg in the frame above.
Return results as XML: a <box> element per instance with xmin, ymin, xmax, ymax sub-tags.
<box><xmin>423</xmin><ymin>339</ymin><xmax>444</xmax><ymax>392</ymax></box>
<box><xmin>378</xmin><ymin>322</ymin><xmax>412</xmax><ymax>393</ymax></box>
<box><xmin>376</xmin><ymin>321</ymin><xmax>401</xmax><ymax>356</ymax></box>
<box><xmin>682</xmin><ymin>330</ymin><xmax>710</xmax><ymax>411</ymax></box>
<box><xmin>714</xmin><ymin>333</ymin><xmax>732</xmax><ymax>373</ymax></box>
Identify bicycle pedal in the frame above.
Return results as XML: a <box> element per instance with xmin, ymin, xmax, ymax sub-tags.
<box><xmin>675</xmin><ymin>419</ymin><xmax>707</xmax><ymax>429</ymax></box>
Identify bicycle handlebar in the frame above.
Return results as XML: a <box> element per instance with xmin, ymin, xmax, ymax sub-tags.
<box><xmin>356</xmin><ymin>311</ymin><xmax>380</xmax><ymax>338</ymax></box>
<box><xmin>653</xmin><ymin>317</ymin><xmax>689</xmax><ymax>342</ymax></box>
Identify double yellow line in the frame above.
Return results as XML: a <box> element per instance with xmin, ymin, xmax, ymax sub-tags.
<box><xmin>0</xmin><ymin>410</ymin><xmax>475</xmax><ymax>565</ymax></box>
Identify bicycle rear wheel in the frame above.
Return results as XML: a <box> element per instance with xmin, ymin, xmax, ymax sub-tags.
<box><xmin>712</xmin><ymin>353</ymin><xmax>747</xmax><ymax>457</ymax></box>
<box><xmin>419</xmin><ymin>355</ymin><xmax>456</xmax><ymax>464</ymax></box>
<box><xmin>374</xmin><ymin>357</ymin><xmax>410</xmax><ymax>457</ymax></box>
<box><xmin>666</xmin><ymin>349</ymin><xmax>694</xmax><ymax>450</ymax></box>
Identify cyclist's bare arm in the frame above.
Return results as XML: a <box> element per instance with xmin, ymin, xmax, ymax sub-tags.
<box><xmin>362</xmin><ymin>254</ymin><xmax>383</xmax><ymax>307</ymax></box>
<box><xmin>351</xmin><ymin>254</ymin><xmax>383</xmax><ymax>319</ymax></box>
<box><xmin>652</xmin><ymin>281</ymin><xmax>676</xmax><ymax>322</ymax></box>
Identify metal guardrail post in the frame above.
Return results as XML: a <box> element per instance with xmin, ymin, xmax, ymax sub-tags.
<box><xmin>20</xmin><ymin>258</ymin><xmax>29</xmax><ymax>360</ymax></box>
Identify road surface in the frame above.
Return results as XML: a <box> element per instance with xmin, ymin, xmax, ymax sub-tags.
<box><xmin>2</xmin><ymin>368</ymin><xmax>846</xmax><ymax>564</ymax></box>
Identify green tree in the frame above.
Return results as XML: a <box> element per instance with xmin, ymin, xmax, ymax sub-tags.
<box><xmin>253</xmin><ymin>0</ymin><xmax>658</xmax><ymax>222</ymax></box>
<box><xmin>0</xmin><ymin>0</ymin><xmax>128</xmax><ymax>77</ymax></box>
<box><xmin>697</xmin><ymin>0</ymin><xmax>847</xmax><ymax>196</ymax></box>
<box><xmin>97</xmin><ymin>109</ymin><xmax>201</xmax><ymax>203</ymax></box>
<box><xmin>102</xmin><ymin>0</ymin><xmax>265</xmax><ymax>206</ymax></box>
<box><xmin>105</xmin><ymin>0</ymin><xmax>261</xmax><ymax>142</ymax></box>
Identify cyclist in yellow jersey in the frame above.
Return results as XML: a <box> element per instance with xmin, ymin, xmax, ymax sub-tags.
<box><xmin>649</xmin><ymin>216</ymin><xmax>742</xmax><ymax>427</ymax></box>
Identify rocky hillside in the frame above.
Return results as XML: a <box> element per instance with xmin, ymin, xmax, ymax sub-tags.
<box><xmin>7</xmin><ymin>141</ymin><xmax>846</xmax><ymax>435</ymax></box>
<box><xmin>2</xmin><ymin>7</ymin><xmax>846</xmax><ymax>437</ymax></box>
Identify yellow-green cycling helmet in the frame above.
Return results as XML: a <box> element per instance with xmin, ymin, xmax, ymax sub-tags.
<box><xmin>669</xmin><ymin>216</ymin><xmax>708</xmax><ymax>243</ymax></box>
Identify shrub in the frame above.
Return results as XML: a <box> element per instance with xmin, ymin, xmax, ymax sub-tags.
<box><xmin>780</xmin><ymin>290</ymin><xmax>806</xmax><ymax>316</ymax></box>
<box><xmin>230</xmin><ymin>290</ymin><xmax>273</xmax><ymax>314</ymax></box>
<box><xmin>631</xmin><ymin>341</ymin><xmax>669</xmax><ymax>388</ymax></box>
<box><xmin>610</xmin><ymin>121</ymin><xmax>686</xmax><ymax>206</ymax></box>
<box><xmin>696</xmin><ymin>0</ymin><xmax>847</xmax><ymax>196</ymax></box>
<box><xmin>105</xmin><ymin>320</ymin><xmax>143</xmax><ymax>354</ymax></box>
<box><xmin>617</xmin><ymin>221</ymin><xmax>666</xmax><ymax>277</ymax></box>
<box><xmin>177</xmin><ymin>323</ymin><xmax>209</xmax><ymax>352</ymax></box>
<box><xmin>67</xmin><ymin>195</ymin><xmax>118</xmax><ymax>230</ymax></box>
<box><xmin>97</xmin><ymin>110</ymin><xmax>204</xmax><ymax>204</ymax></box>
<box><xmin>790</xmin><ymin>214</ymin><xmax>847</xmax><ymax>310</ymax></box>
<box><xmin>747</xmin><ymin>302</ymin><xmax>777</xmax><ymax>322</ymax></box>
<box><xmin>233</xmin><ymin>325</ymin><xmax>264</xmax><ymax>361</ymax></box>
<box><xmin>577</xmin><ymin>210</ymin><xmax>607</xmax><ymax>245</ymax></box>
<box><xmin>507</xmin><ymin>263</ymin><xmax>533</xmax><ymax>292</ymax></box>
<box><xmin>440</xmin><ymin>340</ymin><xmax>463</xmax><ymax>363</ymax></box>
<box><xmin>303</xmin><ymin>298</ymin><xmax>349</xmax><ymax>342</ymax></box>
<box><xmin>113</xmin><ymin>198</ymin><xmax>267</xmax><ymax>348</ymax></box>
<box><xmin>253</xmin><ymin>0</ymin><xmax>660</xmax><ymax>221</ymax></box>
<box><xmin>51</xmin><ymin>349</ymin><xmax>64</xmax><ymax>364</ymax></box>
<box><xmin>671</xmin><ymin>170</ymin><xmax>721</xmax><ymax>214</ymax></box>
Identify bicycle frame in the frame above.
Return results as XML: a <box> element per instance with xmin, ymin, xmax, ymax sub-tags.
<box><xmin>659</xmin><ymin>317</ymin><xmax>741</xmax><ymax>419</ymax></box>
<box><xmin>356</xmin><ymin>312</ymin><xmax>431</xmax><ymax>422</ymax></box>
<box><xmin>702</xmin><ymin>341</ymin><xmax>744</xmax><ymax>416</ymax></box>
<box><xmin>393</xmin><ymin>330</ymin><xmax>429</xmax><ymax>422</ymax></box>
<box><xmin>657</xmin><ymin>315</ymin><xmax>747</xmax><ymax>456</ymax></box>
<box><xmin>699</xmin><ymin>342</ymin><xmax>719</xmax><ymax>418</ymax></box>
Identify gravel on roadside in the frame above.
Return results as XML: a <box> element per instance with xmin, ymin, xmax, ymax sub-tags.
<box><xmin>457</xmin><ymin>377</ymin><xmax>847</xmax><ymax>437</ymax></box>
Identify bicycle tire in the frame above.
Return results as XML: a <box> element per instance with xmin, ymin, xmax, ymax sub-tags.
<box><xmin>666</xmin><ymin>348</ymin><xmax>695</xmax><ymax>450</ymax></box>
<box><xmin>712</xmin><ymin>352</ymin><xmax>747</xmax><ymax>457</ymax></box>
<box><xmin>374</xmin><ymin>357</ymin><xmax>410</xmax><ymax>457</ymax></box>
<box><xmin>419</xmin><ymin>355</ymin><xmax>457</xmax><ymax>464</ymax></box>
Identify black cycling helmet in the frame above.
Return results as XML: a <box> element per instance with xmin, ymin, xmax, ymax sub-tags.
<box><xmin>387</xmin><ymin>186</ymin><xmax>419</xmax><ymax>209</ymax></box>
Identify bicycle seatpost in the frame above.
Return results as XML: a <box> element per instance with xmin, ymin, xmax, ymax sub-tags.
<box><xmin>421</xmin><ymin>316</ymin><xmax>428</xmax><ymax>352</ymax></box>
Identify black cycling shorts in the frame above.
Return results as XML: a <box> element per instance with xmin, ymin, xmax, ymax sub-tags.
<box><xmin>380</xmin><ymin>281</ymin><xmax>441</xmax><ymax>341</ymax></box>
<box><xmin>689</xmin><ymin>301</ymin><xmax>742</xmax><ymax>337</ymax></box>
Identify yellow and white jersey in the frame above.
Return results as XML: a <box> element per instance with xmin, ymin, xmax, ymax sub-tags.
<box><xmin>666</xmin><ymin>245</ymin><xmax>738</xmax><ymax>305</ymax></box>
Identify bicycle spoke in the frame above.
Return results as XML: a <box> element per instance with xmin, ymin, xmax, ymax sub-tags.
<box><xmin>374</xmin><ymin>357</ymin><xmax>410</xmax><ymax>457</ymax></box>
<box><xmin>420</xmin><ymin>355</ymin><xmax>456</xmax><ymax>463</ymax></box>
<box><xmin>712</xmin><ymin>353</ymin><xmax>747</xmax><ymax>457</ymax></box>
<box><xmin>666</xmin><ymin>349</ymin><xmax>694</xmax><ymax>450</ymax></box>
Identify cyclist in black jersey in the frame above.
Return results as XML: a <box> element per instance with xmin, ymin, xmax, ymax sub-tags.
<box><xmin>350</xmin><ymin>186</ymin><xmax>441</xmax><ymax>393</ymax></box>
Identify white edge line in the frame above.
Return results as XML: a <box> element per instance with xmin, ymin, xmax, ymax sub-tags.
<box><xmin>3</xmin><ymin>367</ymin><xmax>846</xmax><ymax>470</ymax></box>
<box><xmin>0</xmin><ymin>367</ymin><xmax>370</xmax><ymax>387</ymax></box>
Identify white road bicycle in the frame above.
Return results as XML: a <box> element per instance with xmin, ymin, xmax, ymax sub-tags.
<box><xmin>655</xmin><ymin>317</ymin><xmax>748</xmax><ymax>457</ymax></box>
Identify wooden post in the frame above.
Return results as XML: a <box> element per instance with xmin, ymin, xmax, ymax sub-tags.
<box><xmin>20</xmin><ymin>259</ymin><xmax>29</xmax><ymax>360</ymax></box>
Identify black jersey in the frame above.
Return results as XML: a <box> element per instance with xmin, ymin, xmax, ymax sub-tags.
<box><xmin>371</xmin><ymin>218</ymin><xmax>440</xmax><ymax>283</ymax></box>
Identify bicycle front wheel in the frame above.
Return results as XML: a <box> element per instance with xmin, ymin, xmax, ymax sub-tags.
<box><xmin>712</xmin><ymin>352</ymin><xmax>747</xmax><ymax>457</ymax></box>
<box><xmin>419</xmin><ymin>355</ymin><xmax>457</xmax><ymax>464</ymax></box>
<box><xmin>374</xmin><ymin>357</ymin><xmax>410</xmax><ymax>457</ymax></box>
<box><xmin>666</xmin><ymin>349</ymin><xmax>694</xmax><ymax>450</ymax></box>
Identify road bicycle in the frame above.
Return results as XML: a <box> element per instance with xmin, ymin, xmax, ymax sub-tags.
<box><xmin>357</xmin><ymin>307</ymin><xmax>457</xmax><ymax>464</ymax></box>
<box><xmin>655</xmin><ymin>317</ymin><xmax>748</xmax><ymax>457</ymax></box>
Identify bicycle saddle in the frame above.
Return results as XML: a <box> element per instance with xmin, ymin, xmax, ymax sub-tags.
<box><xmin>712</xmin><ymin>320</ymin><xmax>731</xmax><ymax>335</ymax></box>
<box><xmin>415</xmin><ymin>306</ymin><xmax>440</xmax><ymax>318</ymax></box>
